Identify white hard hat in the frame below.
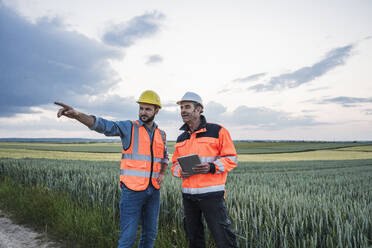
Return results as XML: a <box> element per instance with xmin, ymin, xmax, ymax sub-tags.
<box><xmin>177</xmin><ymin>92</ymin><xmax>203</xmax><ymax>107</ymax></box>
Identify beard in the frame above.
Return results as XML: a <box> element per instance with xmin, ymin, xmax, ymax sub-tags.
<box><xmin>140</xmin><ymin>113</ymin><xmax>155</xmax><ymax>123</ymax></box>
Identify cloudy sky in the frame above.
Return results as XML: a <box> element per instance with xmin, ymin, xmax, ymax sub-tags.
<box><xmin>0</xmin><ymin>0</ymin><xmax>371</xmax><ymax>141</ymax></box>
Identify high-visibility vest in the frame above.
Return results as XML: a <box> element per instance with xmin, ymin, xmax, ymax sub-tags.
<box><xmin>120</xmin><ymin>121</ymin><xmax>166</xmax><ymax>191</ymax></box>
<box><xmin>171</xmin><ymin>117</ymin><xmax>237</xmax><ymax>195</ymax></box>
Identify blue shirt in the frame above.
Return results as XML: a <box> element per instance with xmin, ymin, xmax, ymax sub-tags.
<box><xmin>90</xmin><ymin>116</ymin><xmax>169</xmax><ymax>164</ymax></box>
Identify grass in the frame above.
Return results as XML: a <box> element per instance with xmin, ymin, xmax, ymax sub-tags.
<box><xmin>0</xmin><ymin>141</ymin><xmax>371</xmax><ymax>247</ymax></box>
<box><xmin>232</xmin><ymin>141</ymin><xmax>372</xmax><ymax>154</ymax></box>
<box><xmin>238</xmin><ymin>148</ymin><xmax>372</xmax><ymax>161</ymax></box>
<box><xmin>0</xmin><ymin>176</ymin><xmax>119</xmax><ymax>247</ymax></box>
<box><xmin>1</xmin><ymin>142</ymin><xmax>372</xmax><ymax>162</ymax></box>
<box><xmin>227</xmin><ymin>160</ymin><xmax>372</xmax><ymax>247</ymax></box>
<box><xmin>0</xmin><ymin>156</ymin><xmax>371</xmax><ymax>247</ymax></box>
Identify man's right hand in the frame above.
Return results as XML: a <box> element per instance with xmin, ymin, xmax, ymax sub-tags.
<box><xmin>180</xmin><ymin>169</ymin><xmax>192</xmax><ymax>178</ymax></box>
<box><xmin>55</xmin><ymin>102</ymin><xmax>79</xmax><ymax>119</ymax></box>
<box><xmin>54</xmin><ymin>102</ymin><xmax>94</xmax><ymax>128</ymax></box>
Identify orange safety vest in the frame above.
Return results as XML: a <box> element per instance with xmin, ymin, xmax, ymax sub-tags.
<box><xmin>120</xmin><ymin>120</ymin><xmax>166</xmax><ymax>191</ymax></box>
<box><xmin>171</xmin><ymin>116</ymin><xmax>237</xmax><ymax>195</ymax></box>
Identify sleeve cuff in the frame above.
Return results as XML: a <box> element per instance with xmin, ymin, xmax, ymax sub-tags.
<box><xmin>209</xmin><ymin>163</ymin><xmax>216</xmax><ymax>174</ymax></box>
<box><xmin>89</xmin><ymin>115</ymin><xmax>98</xmax><ymax>130</ymax></box>
<box><xmin>161</xmin><ymin>158</ymin><xmax>169</xmax><ymax>164</ymax></box>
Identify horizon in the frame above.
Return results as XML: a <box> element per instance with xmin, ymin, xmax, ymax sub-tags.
<box><xmin>1</xmin><ymin>137</ymin><xmax>372</xmax><ymax>143</ymax></box>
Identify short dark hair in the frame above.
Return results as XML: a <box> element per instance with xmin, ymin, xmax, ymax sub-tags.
<box><xmin>192</xmin><ymin>102</ymin><xmax>203</xmax><ymax>114</ymax></box>
<box><xmin>152</xmin><ymin>105</ymin><xmax>160</xmax><ymax>112</ymax></box>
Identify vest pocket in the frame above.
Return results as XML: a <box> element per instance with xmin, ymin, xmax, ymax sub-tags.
<box><xmin>155</xmin><ymin>142</ymin><xmax>164</xmax><ymax>157</ymax></box>
<box><xmin>175</xmin><ymin>142</ymin><xmax>187</xmax><ymax>155</ymax></box>
<box><xmin>196</xmin><ymin>138</ymin><xmax>218</xmax><ymax>154</ymax></box>
<box><xmin>126</xmin><ymin>160</ymin><xmax>147</xmax><ymax>169</ymax></box>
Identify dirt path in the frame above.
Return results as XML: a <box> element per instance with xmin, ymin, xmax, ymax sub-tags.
<box><xmin>0</xmin><ymin>210</ymin><xmax>60</xmax><ymax>248</ymax></box>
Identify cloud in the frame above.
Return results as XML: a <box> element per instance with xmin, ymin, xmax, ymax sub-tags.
<box><xmin>229</xmin><ymin>106</ymin><xmax>321</xmax><ymax>128</ymax></box>
<box><xmin>307</xmin><ymin>86</ymin><xmax>329</xmax><ymax>92</ymax></box>
<box><xmin>204</xmin><ymin>101</ymin><xmax>227</xmax><ymax>117</ymax></box>
<box><xmin>102</xmin><ymin>11</ymin><xmax>165</xmax><ymax>47</ymax></box>
<box><xmin>232</xmin><ymin>73</ymin><xmax>267</xmax><ymax>83</ymax></box>
<box><xmin>162</xmin><ymin>102</ymin><xmax>178</xmax><ymax>108</ymax></box>
<box><xmin>319</xmin><ymin>96</ymin><xmax>372</xmax><ymax>107</ymax></box>
<box><xmin>146</xmin><ymin>54</ymin><xmax>163</xmax><ymax>65</ymax></box>
<box><xmin>249</xmin><ymin>45</ymin><xmax>354</xmax><ymax>92</ymax></box>
<box><xmin>217</xmin><ymin>73</ymin><xmax>267</xmax><ymax>94</ymax></box>
<box><xmin>65</xmin><ymin>94</ymin><xmax>139</xmax><ymax>119</ymax></box>
<box><xmin>205</xmin><ymin>101</ymin><xmax>322</xmax><ymax>128</ymax></box>
<box><xmin>0</xmin><ymin>3</ymin><xmax>122</xmax><ymax>117</ymax></box>
<box><xmin>217</xmin><ymin>88</ymin><xmax>234</xmax><ymax>94</ymax></box>
<box><xmin>364</xmin><ymin>109</ymin><xmax>372</xmax><ymax>115</ymax></box>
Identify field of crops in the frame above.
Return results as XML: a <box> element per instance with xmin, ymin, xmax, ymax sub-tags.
<box><xmin>1</xmin><ymin>141</ymin><xmax>372</xmax><ymax>162</ymax></box>
<box><xmin>0</xmin><ymin>141</ymin><xmax>371</xmax><ymax>247</ymax></box>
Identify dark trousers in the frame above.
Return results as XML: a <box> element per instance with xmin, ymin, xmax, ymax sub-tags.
<box><xmin>182</xmin><ymin>193</ymin><xmax>238</xmax><ymax>248</ymax></box>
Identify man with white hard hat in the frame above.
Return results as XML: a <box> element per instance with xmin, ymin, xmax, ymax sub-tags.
<box><xmin>55</xmin><ymin>90</ymin><xmax>168</xmax><ymax>248</ymax></box>
<box><xmin>171</xmin><ymin>92</ymin><xmax>238</xmax><ymax>248</ymax></box>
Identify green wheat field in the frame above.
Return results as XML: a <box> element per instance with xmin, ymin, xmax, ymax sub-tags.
<box><xmin>0</xmin><ymin>141</ymin><xmax>371</xmax><ymax>247</ymax></box>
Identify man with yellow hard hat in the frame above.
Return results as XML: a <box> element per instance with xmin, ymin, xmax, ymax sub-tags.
<box><xmin>55</xmin><ymin>90</ymin><xmax>168</xmax><ymax>248</ymax></box>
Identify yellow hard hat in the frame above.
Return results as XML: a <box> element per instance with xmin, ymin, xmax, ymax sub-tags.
<box><xmin>137</xmin><ymin>90</ymin><xmax>162</xmax><ymax>109</ymax></box>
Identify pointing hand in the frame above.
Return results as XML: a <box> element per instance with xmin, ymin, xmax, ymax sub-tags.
<box><xmin>54</xmin><ymin>102</ymin><xmax>79</xmax><ymax>119</ymax></box>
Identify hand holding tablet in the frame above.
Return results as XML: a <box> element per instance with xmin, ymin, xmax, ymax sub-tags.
<box><xmin>177</xmin><ymin>154</ymin><xmax>201</xmax><ymax>175</ymax></box>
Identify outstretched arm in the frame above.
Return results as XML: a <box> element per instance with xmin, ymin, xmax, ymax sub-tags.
<box><xmin>54</xmin><ymin>102</ymin><xmax>95</xmax><ymax>128</ymax></box>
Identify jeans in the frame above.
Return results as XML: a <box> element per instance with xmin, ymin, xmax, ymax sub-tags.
<box><xmin>118</xmin><ymin>184</ymin><xmax>160</xmax><ymax>248</ymax></box>
<box><xmin>182</xmin><ymin>193</ymin><xmax>238</xmax><ymax>248</ymax></box>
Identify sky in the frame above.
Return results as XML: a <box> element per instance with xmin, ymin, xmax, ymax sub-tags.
<box><xmin>0</xmin><ymin>0</ymin><xmax>371</xmax><ymax>141</ymax></box>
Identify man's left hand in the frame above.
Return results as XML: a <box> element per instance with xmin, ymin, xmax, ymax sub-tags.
<box><xmin>157</xmin><ymin>172</ymin><xmax>165</xmax><ymax>186</ymax></box>
<box><xmin>192</xmin><ymin>163</ymin><xmax>210</xmax><ymax>174</ymax></box>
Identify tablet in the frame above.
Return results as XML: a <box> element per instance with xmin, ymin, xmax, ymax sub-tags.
<box><xmin>177</xmin><ymin>154</ymin><xmax>201</xmax><ymax>175</ymax></box>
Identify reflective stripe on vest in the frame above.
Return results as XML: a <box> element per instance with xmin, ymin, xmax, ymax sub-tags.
<box><xmin>122</xmin><ymin>153</ymin><xmax>163</xmax><ymax>163</ymax></box>
<box><xmin>120</xmin><ymin>169</ymin><xmax>159</xmax><ymax>178</ymax></box>
<box><xmin>182</xmin><ymin>184</ymin><xmax>225</xmax><ymax>194</ymax></box>
<box><xmin>173</xmin><ymin>162</ymin><xmax>181</xmax><ymax>177</ymax></box>
<box><xmin>198</xmin><ymin>155</ymin><xmax>238</xmax><ymax>164</ymax></box>
<box><xmin>199</xmin><ymin>155</ymin><xmax>238</xmax><ymax>174</ymax></box>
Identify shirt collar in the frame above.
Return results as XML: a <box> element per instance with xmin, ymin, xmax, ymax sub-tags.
<box><xmin>137</xmin><ymin>119</ymin><xmax>158</xmax><ymax>129</ymax></box>
<box><xmin>180</xmin><ymin>115</ymin><xmax>207</xmax><ymax>133</ymax></box>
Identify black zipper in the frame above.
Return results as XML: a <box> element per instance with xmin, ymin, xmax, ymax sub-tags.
<box><xmin>149</xmin><ymin>129</ymin><xmax>155</xmax><ymax>186</ymax></box>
